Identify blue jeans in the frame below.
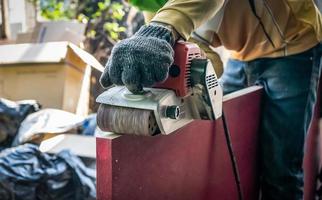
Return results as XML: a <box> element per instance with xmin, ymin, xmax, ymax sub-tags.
<box><xmin>220</xmin><ymin>44</ymin><xmax>322</xmax><ymax>199</ymax></box>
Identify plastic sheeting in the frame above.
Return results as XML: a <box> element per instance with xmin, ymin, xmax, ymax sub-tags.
<box><xmin>0</xmin><ymin>143</ymin><xmax>96</xmax><ymax>200</ymax></box>
<box><xmin>12</xmin><ymin>109</ymin><xmax>98</xmax><ymax>146</ymax></box>
<box><xmin>12</xmin><ymin>109</ymin><xmax>85</xmax><ymax>146</ymax></box>
<box><xmin>81</xmin><ymin>114</ymin><xmax>97</xmax><ymax>136</ymax></box>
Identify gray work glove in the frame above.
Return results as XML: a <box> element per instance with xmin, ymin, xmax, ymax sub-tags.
<box><xmin>100</xmin><ymin>24</ymin><xmax>175</xmax><ymax>93</ymax></box>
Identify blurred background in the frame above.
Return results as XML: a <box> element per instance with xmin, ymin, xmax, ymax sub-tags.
<box><xmin>0</xmin><ymin>1</ymin><xmax>320</xmax><ymax>200</ymax></box>
<box><xmin>0</xmin><ymin>0</ymin><xmax>146</xmax><ymax>63</ymax></box>
<box><xmin>0</xmin><ymin>1</ymin><xmax>143</xmax><ymax>199</ymax></box>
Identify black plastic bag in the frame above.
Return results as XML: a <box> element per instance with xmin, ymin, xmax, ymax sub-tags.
<box><xmin>0</xmin><ymin>144</ymin><xmax>96</xmax><ymax>200</ymax></box>
<box><xmin>0</xmin><ymin>98</ymin><xmax>40</xmax><ymax>146</ymax></box>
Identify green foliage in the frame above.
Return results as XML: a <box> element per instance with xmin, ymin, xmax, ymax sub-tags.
<box><xmin>39</xmin><ymin>0</ymin><xmax>127</xmax><ymax>42</ymax></box>
<box><xmin>103</xmin><ymin>22</ymin><xmax>126</xmax><ymax>40</ymax></box>
<box><xmin>82</xmin><ymin>0</ymin><xmax>127</xmax><ymax>41</ymax></box>
<box><xmin>40</xmin><ymin>0</ymin><xmax>75</xmax><ymax>20</ymax></box>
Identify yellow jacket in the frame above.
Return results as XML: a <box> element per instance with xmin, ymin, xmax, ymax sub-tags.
<box><xmin>152</xmin><ymin>0</ymin><xmax>322</xmax><ymax>61</ymax></box>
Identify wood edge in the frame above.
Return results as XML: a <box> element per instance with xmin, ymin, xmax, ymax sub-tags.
<box><xmin>95</xmin><ymin>128</ymin><xmax>121</xmax><ymax>140</ymax></box>
<box><xmin>223</xmin><ymin>86</ymin><xmax>263</xmax><ymax>102</ymax></box>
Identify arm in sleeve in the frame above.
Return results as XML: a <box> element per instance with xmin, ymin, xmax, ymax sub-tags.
<box><xmin>151</xmin><ymin>0</ymin><xmax>225</xmax><ymax>39</ymax></box>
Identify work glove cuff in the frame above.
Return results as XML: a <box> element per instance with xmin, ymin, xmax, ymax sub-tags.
<box><xmin>135</xmin><ymin>24</ymin><xmax>175</xmax><ymax>46</ymax></box>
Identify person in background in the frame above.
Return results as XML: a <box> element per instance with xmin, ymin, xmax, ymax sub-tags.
<box><xmin>101</xmin><ymin>0</ymin><xmax>322</xmax><ymax>199</ymax></box>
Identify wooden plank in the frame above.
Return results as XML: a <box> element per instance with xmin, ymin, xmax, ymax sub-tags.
<box><xmin>96</xmin><ymin>86</ymin><xmax>263</xmax><ymax>200</ymax></box>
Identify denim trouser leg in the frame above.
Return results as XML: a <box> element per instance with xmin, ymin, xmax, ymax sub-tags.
<box><xmin>220</xmin><ymin>59</ymin><xmax>248</xmax><ymax>93</ymax></box>
<box><xmin>219</xmin><ymin>44</ymin><xmax>322</xmax><ymax>199</ymax></box>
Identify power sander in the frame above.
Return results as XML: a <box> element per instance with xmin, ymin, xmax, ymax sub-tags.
<box><xmin>96</xmin><ymin>41</ymin><xmax>223</xmax><ymax>136</ymax></box>
<box><xmin>96</xmin><ymin>41</ymin><xmax>244</xmax><ymax>199</ymax></box>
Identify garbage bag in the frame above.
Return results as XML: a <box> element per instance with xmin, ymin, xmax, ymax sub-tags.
<box><xmin>12</xmin><ymin>109</ymin><xmax>84</xmax><ymax>146</ymax></box>
<box><xmin>0</xmin><ymin>143</ymin><xmax>96</xmax><ymax>200</ymax></box>
<box><xmin>0</xmin><ymin>98</ymin><xmax>40</xmax><ymax>146</ymax></box>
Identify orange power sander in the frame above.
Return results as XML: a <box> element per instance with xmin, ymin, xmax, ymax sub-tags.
<box><xmin>96</xmin><ymin>41</ymin><xmax>223</xmax><ymax>136</ymax></box>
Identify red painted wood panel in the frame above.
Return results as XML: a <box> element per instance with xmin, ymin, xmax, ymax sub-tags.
<box><xmin>96</xmin><ymin>139</ymin><xmax>112</xmax><ymax>200</ymax></box>
<box><xmin>304</xmin><ymin>79</ymin><xmax>322</xmax><ymax>200</ymax></box>
<box><xmin>97</xmin><ymin>86</ymin><xmax>263</xmax><ymax>200</ymax></box>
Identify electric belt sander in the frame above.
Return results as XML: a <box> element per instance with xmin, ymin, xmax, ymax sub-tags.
<box><xmin>96</xmin><ymin>41</ymin><xmax>223</xmax><ymax>136</ymax></box>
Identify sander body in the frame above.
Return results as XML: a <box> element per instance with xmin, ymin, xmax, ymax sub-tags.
<box><xmin>96</xmin><ymin>41</ymin><xmax>223</xmax><ymax>136</ymax></box>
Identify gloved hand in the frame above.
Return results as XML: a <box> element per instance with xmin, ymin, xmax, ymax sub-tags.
<box><xmin>100</xmin><ymin>24</ymin><xmax>175</xmax><ymax>93</ymax></box>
